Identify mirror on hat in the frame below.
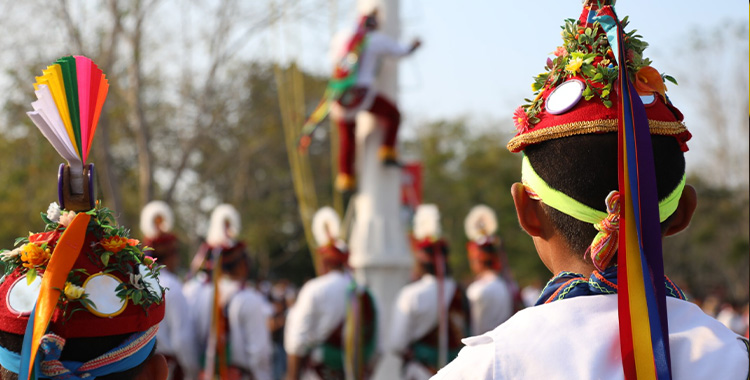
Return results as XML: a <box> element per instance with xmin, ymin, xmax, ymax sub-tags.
<box><xmin>83</xmin><ymin>273</ymin><xmax>127</xmax><ymax>317</ymax></box>
<box><xmin>640</xmin><ymin>93</ymin><xmax>656</xmax><ymax>106</ymax></box>
<box><xmin>545</xmin><ymin>79</ymin><xmax>584</xmax><ymax>115</ymax></box>
<box><xmin>7</xmin><ymin>275</ymin><xmax>42</xmax><ymax>315</ymax></box>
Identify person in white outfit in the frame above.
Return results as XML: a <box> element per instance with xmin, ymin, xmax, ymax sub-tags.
<box><xmin>389</xmin><ymin>204</ymin><xmax>470</xmax><ymax>380</ymax></box>
<box><xmin>431</xmin><ymin>1</ymin><xmax>749</xmax><ymax>378</ymax></box>
<box><xmin>140</xmin><ymin>200</ymin><xmax>198</xmax><ymax>380</ymax></box>
<box><xmin>191</xmin><ymin>204</ymin><xmax>273</xmax><ymax>380</ymax></box>
<box><xmin>284</xmin><ymin>207</ymin><xmax>377</xmax><ymax>380</ymax></box>
<box><xmin>463</xmin><ymin>205</ymin><xmax>514</xmax><ymax>336</ymax></box>
<box><xmin>327</xmin><ymin>9</ymin><xmax>421</xmax><ymax>193</ymax></box>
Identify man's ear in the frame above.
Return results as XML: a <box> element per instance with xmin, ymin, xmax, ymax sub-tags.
<box><xmin>664</xmin><ymin>184</ymin><xmax>697</xmax><ymax>236</ymax></box>
<box><xmin>511</xmin><ymin>183</ymin><xmax>544</xmax><ymax>237</ymax></box>
<box><xmin>136</xmin><ymin>353</ymin><xmax>168</xmax><ymax>380</ymax></box>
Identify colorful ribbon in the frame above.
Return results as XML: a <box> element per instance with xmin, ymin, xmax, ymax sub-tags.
<box><xmin>20</xmin><ymin>213</ymin><xmax>91</xmax><ymax>380</ymax></box>
<box><xmin>0</xmin><ymin>326</ymin><xmax>157</xmax><ymax>379</ymax></box>
<box><xmin>596</xmin><ymin>5</ymin><xmax>673</xmax><ymax>379</ymax></box>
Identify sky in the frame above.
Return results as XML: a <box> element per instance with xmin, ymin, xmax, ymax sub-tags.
<box><xmin>270</xmin><ymin>0</ymin><xmax>748</xmax><ymax>178</ymax></box>
<box><xmin>394</xmin><ymin>1</ymin><xmax>747</xmax><ymax>123</ymax></box>
<box><xmin>0</xmin><ymin>0</ymin><xmax>746</xmax><ymax>181</ymax></box>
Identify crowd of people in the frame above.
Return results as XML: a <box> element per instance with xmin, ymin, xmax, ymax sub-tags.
<box><xmin>134</xmin><ymin>201</ymin><xmax>521</xmax><ymax>380</ymax></box>
<box><xmin>134</xmin><ymin>198</ymin><xmax>749</xmax><ymax>380</ymax></box>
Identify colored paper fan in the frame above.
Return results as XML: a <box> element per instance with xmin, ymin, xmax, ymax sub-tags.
<box><xmin>26</xmin><ymin>56</ymin><xmax>109</xmax><ymax>178</ymax></box>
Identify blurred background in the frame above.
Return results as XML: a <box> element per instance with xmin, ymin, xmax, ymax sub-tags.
<box><xmin>0</xmin><ymin>0</ymin><xmax>746</xmax><ymax>309</ymax></box>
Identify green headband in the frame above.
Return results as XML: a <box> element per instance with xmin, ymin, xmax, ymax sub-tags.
<box><xmin>521</xmin><ymin>155</ymin><xmax>685</xmax><ymax>224</ymax></box>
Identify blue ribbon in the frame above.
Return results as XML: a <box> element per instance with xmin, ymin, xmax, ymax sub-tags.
<box><xmin>19</xmin><ymin>302</ymin><xmax>40</xmax><ymax>380</ymax></box>
<box><xmin>0</xmin><ymin>329</ymin><xmax>155</xmax><ymax>380</ymax></box>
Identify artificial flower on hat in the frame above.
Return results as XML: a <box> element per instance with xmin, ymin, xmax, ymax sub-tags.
<box><xmin>507</xmin><ymin>2</ymin><xmax>691</xmax><ymax>153</ymax></box>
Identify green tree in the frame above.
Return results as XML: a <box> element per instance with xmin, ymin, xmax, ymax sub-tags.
<box><xmin>401</xmin><ymin>119</ymin><xmax>546</xmax><ymax>286</ymax></box>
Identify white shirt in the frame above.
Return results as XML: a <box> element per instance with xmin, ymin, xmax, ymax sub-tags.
<box><xmin>284</xmin><ymin>270</ymin><xmax>351</xmax><ymax>357</ymax></box>
<box><xmin>387</xmin><ymin>275</ymin><xmax>458</xmax><ymax>354</ymax></box>
<box><xmin>155</xmin><ymin>270</ymin><xmax>199</xmax><ymax>375</ymax></box>
<box><xmin>330</xmin><ymin>30</ymin><xmax>412</xmax><ymax>88</ymax></box>
<box><xmin>520</xmin><ymin>284</ymin><xmax>541</xmax><ymax>308</ymax></box>
<box><xmin>192</xmin><ymin>278</ymin><xmax>273</xmax><ymax>380</ymax></box>
<box><xmin>466</xmin><ymin>272</ymin><xmax>513</xmax><ymax>336</ymax></box>
<box><xmin>431</xmin><ymin>295</ymin><xmax>749</xmax><ymax>380</ymax></box>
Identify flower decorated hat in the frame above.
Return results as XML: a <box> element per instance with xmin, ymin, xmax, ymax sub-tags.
<box><xmin>507</xmin><ymin>0</ymin><xmax>691</xmax><ymax>153</ymax></box>
<box><xmin>508</xmin><ymin>2</ymin><xmax>691</xmax><ymax>378</ymax></box>
<box><xmin>312</xmin><ymin>207</ymin><xmax>349</xmax><ymax>265</ymax></box>
<box><xmin>0</xmin><ymin>56</ymin><xmax>164</xmax><ymax>380</ymax></box>
<box><xmin>464</xmin><ymin>205</ymin><xmax>501</xmax><ymax>271</ymax></box>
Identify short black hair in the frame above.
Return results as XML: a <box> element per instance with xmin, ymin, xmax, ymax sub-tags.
<box><xmin>524</xmin><ymin>133</ymin><xmax>686</xmax><ymax>261</ymax></box>
<box><xmin>0</xmin><ymin>331</ymin><xmax>154</xmax><ymax>380</ymax></box>
<box><xmin>418</xmin><ymin>242</ymin><xmax>452</xmax><ymax>276</ymax></box>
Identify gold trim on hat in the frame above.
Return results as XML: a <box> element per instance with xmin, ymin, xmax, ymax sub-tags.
<box><xmin>506</xmin><ymin>119</ymin><xmax>688</xmax><ymax>152</ymax></box>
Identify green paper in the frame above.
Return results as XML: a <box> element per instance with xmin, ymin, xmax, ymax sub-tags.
<box><xmin>56</xmin><ymin>56</ymin><xmax>82</xmax><ymax>158</ymax></box>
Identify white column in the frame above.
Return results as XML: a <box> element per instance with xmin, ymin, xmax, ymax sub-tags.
<box><xmin>349</xmin><ymin>0</ymin><xmax>412</xmax><ymax>379</ymax></box>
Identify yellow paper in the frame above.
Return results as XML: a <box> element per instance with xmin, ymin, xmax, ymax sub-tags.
<box><xmin>34</xmin><ymin>65</ymin><xmax>79</xmax><ymax>157</ymax></box>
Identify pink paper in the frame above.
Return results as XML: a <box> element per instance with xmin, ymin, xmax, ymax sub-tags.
<box><xmin>75</xmin><ymin>56</ymin><xmax>92</xmax><ymax>162</ymax></box>
<box><xmin>86</xmin><ymin>64</ymin><xmax>103</xmax><ymax>161</ymax></box>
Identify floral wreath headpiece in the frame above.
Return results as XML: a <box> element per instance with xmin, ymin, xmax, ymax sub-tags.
<box><xmin>0</xmin><ymin>56</ymin><xmax>165</xmax><ymax>380</ymax></box>
<box><xmin>506</xmin><ymin>1</ymin><xmax>692</xmax><ymax>153</ymax></box>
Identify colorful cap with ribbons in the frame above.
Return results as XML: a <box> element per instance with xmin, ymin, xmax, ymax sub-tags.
<box><xmin>508</xmin><ymin>2</ymin><xmax>685</xmax><ymax>379</ymax></box>
<box><xmin>312</xmin><ymin>207</ymin><xmax>349</xmax><ymax>265</ymax></box>
<box><xmin>0</xmin><ymin>56</ymin><xmax>165</xmax><ymax>380</ymax></box>
<box><xmin>464</xmin><ymin>205</ymin><xmax>501</xmax><ymax>271</ymax></box>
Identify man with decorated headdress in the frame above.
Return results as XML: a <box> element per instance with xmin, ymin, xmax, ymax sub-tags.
<box><xmin>463</xmin><ymin>205</ymin><xmax>514</xmax><ymax>336</ymax></box>
<box><xmin>432</xmin><ymin>1</ymin><xmax>749</xmax><ymax>378</ymax></box>
<box><xmin>0</xmin><ymin>56</ymin><xmax>168</xmax><ymax>379</ymax></box>
<box><xmin>141</xmin><ymin>200</ymin><xmax>197</xmax><ymax>380</ymax></box>
<box><xmin>387</xmin><ymin>204</ymin><xmax>470</xmax><ymax>380</ymax></box>
<box><xmin>190</xmin><ymin>204</ymin><xmax>273</xmax><ymax>380</ymax></box>
<box><xmin>284</xmin><ymin>207</ymin><xmax>377</xmax><ymax>380</ymax></box>
<box><xmin>299</xmin><ymin>8</ymin><xmax>421</xmax><ymax>194</ymax></box>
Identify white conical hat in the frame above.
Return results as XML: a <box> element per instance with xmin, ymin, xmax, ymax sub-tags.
<box><xmin>464</xmin><ymin>205</ymin><xmax>498</xmax><ymax>243</ymax></box>
<box><xmin>413</xmin><ymin>204</ymin><xmax>441</xmax><ymax>241</ymax></box>
<box><xmin>140</xmin><ymin>200</ymin><xmax>174</xmax><ymax>240</ymax></box>
<box><xmin>206</xmin><ymin>204</ymin><xmax>241</xmax><ymax>248</ymax></box>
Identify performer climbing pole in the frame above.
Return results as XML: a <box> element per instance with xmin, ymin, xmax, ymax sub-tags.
<box><xmin>298</xmin><ymin>8</ymin><xmax>421</xmax><ymax>199</ymax></box>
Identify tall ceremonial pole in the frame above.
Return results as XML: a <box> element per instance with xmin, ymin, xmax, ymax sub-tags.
<box><xmin>348</xmin><ymin>0</ymin><xmax>413</xmax><ymax>379</ymax></box>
